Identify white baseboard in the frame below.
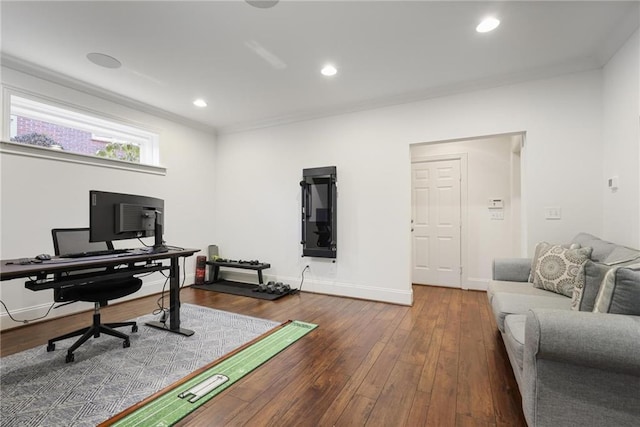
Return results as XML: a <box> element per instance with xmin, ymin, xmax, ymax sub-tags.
<box><xmin>0</xmin><ymin>274</ymin><xmax>194</xmax><ymax>331</ymax></box>
<box><xmin>218</xmin><ymin>271</ymin><xmax>413</xmax><ymax>306</ymax></box>
<box><xmin>465</xmin><ymin>277</ymin><xmax>490</xmax><ymax>291</ymax></box>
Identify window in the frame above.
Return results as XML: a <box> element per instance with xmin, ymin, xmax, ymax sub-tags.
<box><xmin>5</xmin><ymin>92</ymin><xmax>160</xmax><ymax>166</ymax></box>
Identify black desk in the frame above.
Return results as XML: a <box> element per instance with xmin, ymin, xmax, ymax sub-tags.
<box><xmin>1</xmin><ymin>248</ymin><xmax>199</xmax><ymax>336</ymax></box>
<box><xmin>206</xmin><ymin>260</ymin><xmax>271</xmax><ymax>285</ymax></box>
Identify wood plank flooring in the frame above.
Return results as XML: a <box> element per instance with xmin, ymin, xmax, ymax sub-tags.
<box><xmin>0</xmin><ymin>285</ymin><xmax>527</xmax><ymax>426</ymax></box>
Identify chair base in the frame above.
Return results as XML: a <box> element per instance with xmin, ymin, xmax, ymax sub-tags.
<box><xmin>47</xmin><ymin>310</ymin><xmax>137</xmax><ymax>363</ymax></box>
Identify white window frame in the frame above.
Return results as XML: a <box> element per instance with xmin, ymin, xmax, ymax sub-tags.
<box><xmin>1</xmin><ymin>87</ymin><xmax>165</xmax><ymax>174</ymax></box>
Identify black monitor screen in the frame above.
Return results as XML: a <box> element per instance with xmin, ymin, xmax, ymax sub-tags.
<box><xmin>90</xmin><ymin>190</ymin><xmax>164</xmax><ymax>244</ymax></box>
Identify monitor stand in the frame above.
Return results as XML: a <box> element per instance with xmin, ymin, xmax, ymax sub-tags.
<box><xmin>152</xmin><ymin>211</ymin><xmax>169</xmax><ymax>253</ymax></box>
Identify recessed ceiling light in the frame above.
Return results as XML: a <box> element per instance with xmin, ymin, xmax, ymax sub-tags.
<box><xmin>246</xmin><ymin>0</ymin><xmax>279</xmax><ymax>9</ymax></box>
<box><xmin>321</xmin><ymin>65</ymin><xmax>337</xmax><ymax>77</ymax></box>
<box><xmin>193</xmin><ymin>99</ymin><xmax>208</xmax><ymax>108</ymax></box>
<box><xmin>476</xmin><ymin>17</ymin><xmax>500</xmax><ymax>33</ymax></box>
<box><xmin>87</xmin><ymin>52</ymin><xmax>121</xmax><ymax>69</ymax></box>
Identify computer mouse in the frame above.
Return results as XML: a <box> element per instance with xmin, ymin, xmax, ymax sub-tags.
<box><xmin>35</xmin><ymin>254</ymin><xmax>51</xmax><ymax>261</ymax></box>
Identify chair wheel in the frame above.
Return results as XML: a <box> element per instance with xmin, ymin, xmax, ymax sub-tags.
<box><xmin>65</xmin><ymin>353</ymin><xmax>75</xmax><ymax>363</ymax></box>
<box><xmin>123</xmin><ymin>339</ymin><xmax>130</xmax><ymax>348</ymax></box>
<box><xmin>47</xmin><ymin>343</ymin><xmax>55</xmax><ymax>352</ymax></box>
<box><xmin>132</xmin><ymin>325</ymin><xmax>138</xmax><ymax>333</ymax></box>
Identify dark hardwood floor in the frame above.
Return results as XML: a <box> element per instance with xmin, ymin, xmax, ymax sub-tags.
<box><xmin>0</xmin><ymin>285</ymin><xmax>527</xmax><ymax>426</ymax></box>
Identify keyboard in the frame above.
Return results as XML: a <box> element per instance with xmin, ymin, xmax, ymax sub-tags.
<box><xmin>59</xmin><ymin>249</ymin><xmax>131</xmax><ymax>258</ymax></box>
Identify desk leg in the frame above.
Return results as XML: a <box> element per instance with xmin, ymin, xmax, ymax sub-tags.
<box><xmin>146</xmin><ymin>256</ymin><xmax>195</xmax><ymax>336</ymax></box>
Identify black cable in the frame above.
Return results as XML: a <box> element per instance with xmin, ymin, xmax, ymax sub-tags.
<box><xmin>151</xmin><ymin>256</ymin><xmax>188</xmax><ymax>326</ymax></box>
<box><xmin>297</xmin><ymin>265</ymin><xmax>310</xmax><ymax>293</ymax></box>
<box><xmin>0</xmin><ymin>299</ymin><xmax>57</xmax><ymax>324</ymax></box>
<box><xmin>136</xmin><ymin>238</ymin><xmax>184</xmax><ymax>252</ymax></box>
<box><xmin>152</xmin><ymin>274</ymin><xmax>171</xmax><ymax>322</ymax></box>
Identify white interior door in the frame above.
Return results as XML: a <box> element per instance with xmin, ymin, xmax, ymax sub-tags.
<box><xmin>412</xmin><ymin>159</ymin><xmax>461</xmax><ymax>288</ymax></box>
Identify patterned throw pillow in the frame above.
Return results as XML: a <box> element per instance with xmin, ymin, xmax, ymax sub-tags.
<box><xmin>532</xmin><ymin>245</ymin><xmax>592</xmax><ymax>297</ymax></box>
<box><xmin>528</xmin><ymin>241</ymin><xmax>582</xmax><ymax>282</ymax></box>
<box><xmin>529</xmin><ymin>242</ymin><xmax>552</xmax><ymax>282</ymax></box>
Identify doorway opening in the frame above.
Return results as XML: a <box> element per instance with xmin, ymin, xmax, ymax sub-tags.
<box><xmin>410</xmin><ymin>132</ymin><xmax>524</xmax><ymax>290</ymax></box>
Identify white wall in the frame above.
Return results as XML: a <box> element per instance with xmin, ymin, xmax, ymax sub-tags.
<box><xmin>0</xmin><ymin>67</ymin><xmax>217</xmax><ymax>330</ymax></box>
<box><xmin>216</xmin><ymin>69</ymin><xmax>606</xmax><ymax>304</ymax></box>
<box><xmin>4</xmin><ymin>30</ymin><xmax>634</xmax><ymax>319</ymax></box>
<box><xmin>602</xmin><ymin>29</ymin><xmax>640</xmax><ymax>247</ymax></box>
<box><xmin>411</xmin><ymin>135</ymin><xmax>518</xmax><ymax>290</ymax></box>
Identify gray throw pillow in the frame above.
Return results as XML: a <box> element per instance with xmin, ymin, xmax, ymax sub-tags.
<box><xmin>572</xmin><ymin>261</ymin><xmax>609</xmax><ymax>311</ymax></box>
<box><xmin>593</xmin><ymin>264</ymin><xmax>640</xmax><ymax>315</ymax></box>
<box><xmin>532</xmin><ymin>245</ymin><xmax>592</xmax><ymax>297</ymax></box>
<box><xmin>572</xmin><ymin>258</ymin><xmax>640</xmax><ymax>311</ymax></box>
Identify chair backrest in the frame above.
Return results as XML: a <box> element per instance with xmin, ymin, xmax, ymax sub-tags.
<box><xmin>51</xmin><ymin>228</ymin><xmax>120</xmax><ymax>303</ymax></box>
<box><xmin>51</xmin><ymin>228</ymin><xmax>114</xmax><ymax>256</ymax></box>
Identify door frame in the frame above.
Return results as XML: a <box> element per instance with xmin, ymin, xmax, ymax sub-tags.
<box><xmin>411</xmin><ymin>153</ymin><xmax>468</xmax><ymax>289</ymax></box>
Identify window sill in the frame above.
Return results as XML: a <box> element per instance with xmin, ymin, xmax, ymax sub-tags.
<box><xmin>0</xmin><ymin>140</ymin><xmax>166</xmax><ymax>175</ymax></box>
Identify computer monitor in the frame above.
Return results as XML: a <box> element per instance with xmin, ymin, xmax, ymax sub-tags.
<box><xmin>90</xmin><ymin>190</ymin><xmax>167</xmax><ymax>252</ymax></box>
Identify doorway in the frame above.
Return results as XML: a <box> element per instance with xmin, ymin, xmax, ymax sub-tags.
<box><xmin>411</xmin><ymin>133</ymin><xmax>523</xmax><ymax>290</ymax></box>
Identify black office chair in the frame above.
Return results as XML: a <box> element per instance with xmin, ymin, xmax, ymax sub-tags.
<box><xmin>47</xmin><ymin>228</ymin><xmax>142</xmax><ymax>363</ymax></box>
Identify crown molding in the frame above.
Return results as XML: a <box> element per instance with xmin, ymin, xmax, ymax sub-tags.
<box><xmin>1</xmin><ymin>54</ymin><xmax>217</xmax><ymax>136</ymax></box>
<box><xmin>1</xmin><ymin>52</ymin><xmax>601</xmax><ymax>138</ymax></box>
<box><xmin>218</xmin><ymin>55</ymin><xmax>601</xmax><ymax>135</ymax></box>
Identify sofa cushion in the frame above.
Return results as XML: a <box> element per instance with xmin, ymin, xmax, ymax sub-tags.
<box><xmin>572</xmin><ymin>259</ymin><xmax>640</xmax><ymax>311</ymax></box>
<box><xmin>594</xmin><ymin>265</ymin><xmax>640</xmax><ymax>315</ymax></box>
<box><xmin>571</xmin><ymin>232</ymin><xmax>617</xmax><ymax>263</ymax></box>
<box><xmin>503</xmin><ymin>314</ymin><xmax>526</xmax><ymax>372</ymax></box>
<box><xmin>491</xmin><ymin>292</ymin><xmax>570</xmax><ymax>332</ymax></box>
<box><xmin>603</xmin><ymin>246</ymin><xmax>640</xmax><ymax>265</ymax></box>
<box><xmin>487</xmin><ymin>280</ymin><xmax>560</xmax><ymax>304</ymax></box>
<box><xmin>532</xmin><ymin>245</ymin><xmax>592</xmax><ymax>297</ymax></box>
<box><xmin>493</xmin><ymin>258</ymin><xmax>532</xmax><ymax>282</ymax></box>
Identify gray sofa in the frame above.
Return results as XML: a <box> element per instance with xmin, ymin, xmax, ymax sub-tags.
<box><xmin>487</xmin><ymin>233</ymin><xmax>640</xmax><ymax>427</ymax></box>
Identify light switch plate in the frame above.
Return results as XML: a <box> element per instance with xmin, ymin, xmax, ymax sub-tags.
<box><xmin>545</xmin><ymin>207</ymin><xmax>561</xmax><ymax>220</ymax></box>
<box><xmin>490</xmin><ymin>210</ymin><xmax>504</xmax><ymax>220</ymax></box>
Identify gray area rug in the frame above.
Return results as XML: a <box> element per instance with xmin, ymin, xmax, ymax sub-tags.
<box><xmin>0</xmin><ymin>304</ymin><xmax>280</xmax><ymax>426</ymax></box>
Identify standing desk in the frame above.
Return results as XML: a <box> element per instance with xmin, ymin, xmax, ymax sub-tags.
<box><xmin>0</xmin><ymin>248</ymin><xmax>199</xmax><ymax>336</ymax></box>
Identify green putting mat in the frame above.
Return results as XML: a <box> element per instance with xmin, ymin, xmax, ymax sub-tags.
<box><xmin>109</xmin><ymin>320</ymin><xmax>317</xmax><ymax>427</ymax></box>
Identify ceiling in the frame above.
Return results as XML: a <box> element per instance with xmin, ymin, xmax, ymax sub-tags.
<box><xmin>1</xmin><ymin>1</ymin><xmax>638</xmax><ymax>134</ymax></box>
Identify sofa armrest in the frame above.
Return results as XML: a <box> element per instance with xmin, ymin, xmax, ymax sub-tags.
<box><xmin>492</xmin><ymin>258</ymin><xmax>532</xmax><ymax>282</ymax></box>
<box><xmin>525</xmin><ymin>309</ymin><xmax>640</xmax><ymax>374</ymax></box>
<box><xmin>522</xmin><ymin>309</ymin><xmax>640</xmax><ymax>426</ymax></box>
